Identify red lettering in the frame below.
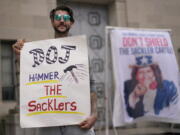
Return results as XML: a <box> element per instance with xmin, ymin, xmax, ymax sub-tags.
<box><xmin>44</xmin><ymin>85</ymin><xmax>50</xmax><ymax>96</ymax></box>
<box><xmin>36</xmin><ymin>103</ymin><xmax>42</xmax><ymax>111</ymax></box>
<box><xmin>42</xmin><ymin>103</ymin><xmax>47</xmax><ymax>111</ymax></box>
<box><xmin>58</xmin><ymin>103</ymin><xmax>64</xmax><ymax>111</ymax></box>
<box><xmin>50</xmin><ymin>85</ymin><xmax>56</xmax><ymax>95</ymax></box>
<box><xmin>138</xmin><ymin>37</ymin><xmax>143</xmax><ymax>46</ymax></box>
<box><xmin>123</xmin><ymin>37</ymin><xmax>137</xmax><ymax>47</ymax></box>
<box><xmin>28</xmin><ymin>100</ymin><xmax>36</xmax><ymax>112</ymax></box>
<box><xmin>70</xmin><ymin>101</ymin><xmax>77</xmax><ymax>111</ymax></box>
<box><xmin>65</xmin><ymin>102</ymin><xmax>71</xmax><ymax>111</ymax></box>
<box><xmin>48</xmin><ymin>99</ymin><xmax>53</xmax><ymax>111</ymax></box>
<box><xmin>123</xmin><ymin>37</ymin><xmax>144</xmax><ymax>47</ymax></box>
<box><xmin>27</xmin><ymin>100</ymin><xmax>78</xmax><ymax>112</ymax></box>
<box><xmin>54</xmin><ymin>98</ymin><xmax>59</xmax><ymax>111</ymax></box>
<box><xmin>57</xmin><ymin>85</ymin><xmax>62</xmax><ymax>95</ymax></box>
<box><xmin>44</xmin><ymin>84</ymin><xmax>62</xmax><ymax>95</ymax></box>
<box><xmin>145</xmin><ymin>37</ymin><xmax>168</xmax><ymax>47</ymax></box>
<box><xmin>163</xmin><ymin>38</ymin><xmax>168</xmax><ymax>46</ymax></box>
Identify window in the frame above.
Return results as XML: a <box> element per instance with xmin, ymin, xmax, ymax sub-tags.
<box><xmin>0</xmin><ymin>40</ymin><xmax>16</xmax><ymax>101</ymax></box>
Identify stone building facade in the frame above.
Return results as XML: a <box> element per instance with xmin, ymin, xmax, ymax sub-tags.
<box><xmin>0</xmin><ymin>0</ymin><xmax>180</xmax><ymax>135</ymax></box>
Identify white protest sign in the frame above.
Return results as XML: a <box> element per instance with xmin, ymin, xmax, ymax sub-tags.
<box><xmin>20</xmin><ymin>35</ymin><xmax>90</xmax><ymax>128</ymax></box>
<box><xmin>110</xmin><ymin>29</ymin><xmax>180</xmax><ymax>126</ymax></box>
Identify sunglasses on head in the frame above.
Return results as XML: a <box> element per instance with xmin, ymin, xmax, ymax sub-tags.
<box><xmin>54</xmin><ymin>14</ymin><xmax>71</xmax><ymax>21</ymax></box>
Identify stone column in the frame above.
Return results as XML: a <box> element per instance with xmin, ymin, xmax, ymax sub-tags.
<box><xmin>108</xmin><ymin>0</ymin><xmax>128</xmax><ymax>27</ymax></box>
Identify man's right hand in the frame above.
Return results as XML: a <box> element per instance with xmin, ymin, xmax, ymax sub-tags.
<box><xmin>12</xmin><ymin>39</ymin><xmax>25</xmax><ymax>55</ymax></box>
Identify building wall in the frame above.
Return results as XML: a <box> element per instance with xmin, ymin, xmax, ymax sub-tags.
<box><xmin>0</xmin><ymin>0</ymin><xmax>55</xmax><ymax>41</ymax></box>
<box><xmin>0</xmin><ymin>0</ymin><xmax>56</xmax><ymax>117</ymax></box>
<box><xmin>108</xmin><ymin>0</ymin><xmax>127</xmax><ymax>27</ymax></box>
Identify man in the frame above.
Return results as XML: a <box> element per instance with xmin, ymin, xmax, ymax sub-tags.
<box><xmin>13</xmin><ymin>5</ymin><xmax>97</xmax><ymax>135</ymax></box>
<box><xmin>124</xmin><ymin>55</ymin><xmax>178</xmax><ymax>118</ymax></box>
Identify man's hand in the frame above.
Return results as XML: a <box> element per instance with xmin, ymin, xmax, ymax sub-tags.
<box><xmin>79</xmin><ymin>114</ymin><xmax>97</xmax><ymax>129</ymax></box>
<box><xmin>12</xmin><ymin>39</ymin><xmax>25</xmax><ymax>55</ymax></box>
<box><xmin>79</xmin><ymin>92</ymin><xmax>97</xmax><ymax>129</ymax></box>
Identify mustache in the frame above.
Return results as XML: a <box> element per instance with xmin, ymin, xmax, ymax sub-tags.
<box><xmin>58</xmin><ymin>22</ymin><xmax>66</xmax><ymax>27</ymax></box>
<box><xmin>53</xmin><ymin>25</ymin><xmax>70</xmax><ymax>34</ymax></box>
<box><xmin>57</xmin><ymin>24</ymin><xmax>68</xmax><ymax>29</ymax></box>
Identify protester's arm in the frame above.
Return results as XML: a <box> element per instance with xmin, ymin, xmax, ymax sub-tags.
<box><xmin>79</xmin><ymin>65</ymin><xmax>97</xmax><ymax>129</ymax></box>
<box><xmin>90</xmin><ymin>91</ymin><xmax>98</xmax><ymax>118</ymax></box>
<box><xmin>79</xmin><ymin>91</ymin><xmax>97</xmax><ymax>129</ymax></box>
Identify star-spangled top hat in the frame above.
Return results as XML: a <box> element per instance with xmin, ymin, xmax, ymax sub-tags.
<box><xmin>129</xmin><ymin>55</ymin><xmax>156</xmax><ymax>68</ymax></box>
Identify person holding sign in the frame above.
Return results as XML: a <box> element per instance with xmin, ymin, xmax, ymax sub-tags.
<box><xmin>12</xmin><ymin>5</ymin><xmax>97</xmax><ymax>135</ymax></box>
<box><xmin>124</xmin><ymin>55</ymin><xmax>178</xmax><ymax>118</ymax></box>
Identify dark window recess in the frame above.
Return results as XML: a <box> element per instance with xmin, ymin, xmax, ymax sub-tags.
<box><xmin>2</xmin><ymin>87</ymin><xmax>15</xmax><ymax>100</ymax></box>
<box><xmin>1</xmin><ymin>40</ymin><xmax>16</xmax><ymax>101</ymax></box>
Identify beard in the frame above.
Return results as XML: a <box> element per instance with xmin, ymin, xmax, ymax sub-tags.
<box><xmin>53</xmin><ymin>23</ymin><xmax>70</xmax><ymax>35</ymax></box>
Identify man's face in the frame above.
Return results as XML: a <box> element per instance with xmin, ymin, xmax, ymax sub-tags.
<box><xmin>136</xmin><ymin>66</ymin><xmax>155</xmax><ymax>85</ymax></box>
<box><xmin>52</xmin><ymin>10</ymin><xmax>73</xmax><ymax>34</ymax></box>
